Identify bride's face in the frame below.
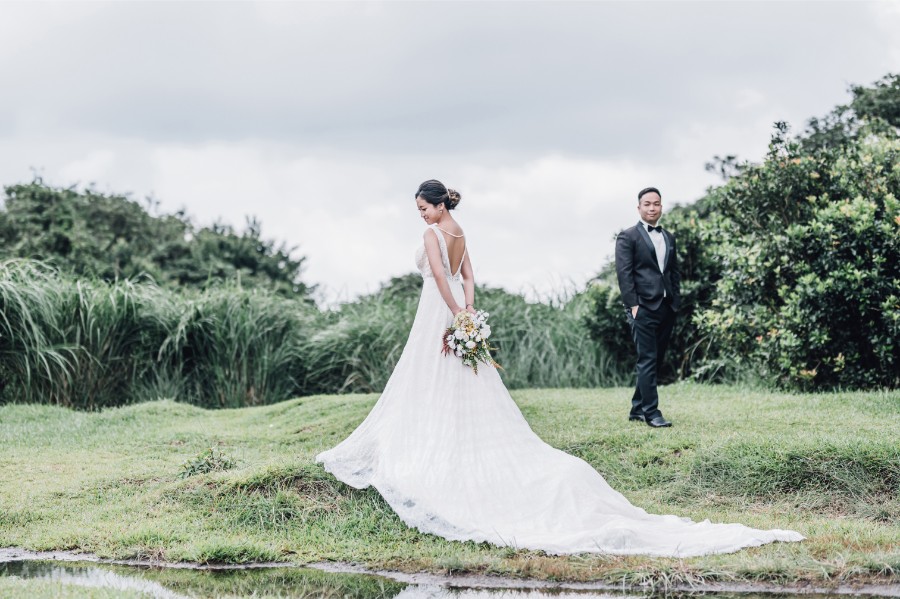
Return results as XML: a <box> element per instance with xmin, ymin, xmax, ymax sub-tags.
<box><xmin>416</xmin><ymin>197</ymin><xmax>443</xmax><ymax>224</ymax></box>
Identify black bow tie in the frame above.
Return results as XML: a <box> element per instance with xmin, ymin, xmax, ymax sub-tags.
<box><xmin>646</xmin><ymin>225</ymin><xmax>662</xmax><ymax>233</ymax></box>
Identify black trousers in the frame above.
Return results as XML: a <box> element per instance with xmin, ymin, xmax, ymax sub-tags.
<box><xmin>626</xmin><ymin>302</ymin><xmax>675</xmax><ymax>420</ymax></box>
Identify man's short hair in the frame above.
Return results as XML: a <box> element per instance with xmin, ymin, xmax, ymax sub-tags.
<box><xmin>638</xmin><ymin>187</ymin><xmax>661</xmax><ymax>202</ymax></box>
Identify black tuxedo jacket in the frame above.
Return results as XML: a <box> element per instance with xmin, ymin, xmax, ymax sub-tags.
<box><xmin>615</xmin><ymin>222</ymin><xmax>681</xmax><ymax>312</ymax></box>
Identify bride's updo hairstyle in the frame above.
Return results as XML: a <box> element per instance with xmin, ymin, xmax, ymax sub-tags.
<box><xmin>416</xmin><ymin>179</ymin><xmax>461</xmax><ymax>210</ymax></box>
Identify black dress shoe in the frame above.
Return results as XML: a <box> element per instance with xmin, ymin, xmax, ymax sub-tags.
<box><xmin>647</xmin><ymin>416</ymin><xmax>672</xmax><ymax>428</ymax></box>
<box><xmin>628</xmin><ymin>415</ymin><xmax>645</xmax><ymax>422</ymax></box>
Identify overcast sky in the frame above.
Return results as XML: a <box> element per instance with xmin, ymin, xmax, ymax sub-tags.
<box><xmin>1</xmin><ymin>1</ymin><xmax>898</xmax><ymax>303</ymax></box>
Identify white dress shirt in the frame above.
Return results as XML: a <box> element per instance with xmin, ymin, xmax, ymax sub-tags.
<box><xmin>641</xmin><ymin>220</ymin><xmax>666</xmax><ymax>273</ymax></box>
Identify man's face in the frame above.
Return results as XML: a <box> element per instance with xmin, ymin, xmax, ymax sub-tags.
<box><xmin>638</xmin><ymin>192</ymin><xmax>662</xmax><ymax>225</ymax></box>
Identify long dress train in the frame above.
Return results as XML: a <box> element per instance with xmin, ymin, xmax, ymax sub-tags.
<box><xmin>316</xmin><ymin>224</ymin><xmax>803</xmax><ymax>557</ymax></box>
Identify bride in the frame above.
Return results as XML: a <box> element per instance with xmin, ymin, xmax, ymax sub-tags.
<box><xmin>316</xmin><ymin>179</ymin><xmax>803</xmax><ymax>557</ymax></box>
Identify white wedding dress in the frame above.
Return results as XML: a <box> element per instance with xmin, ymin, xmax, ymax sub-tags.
<box><xmin>316</xmin><ymin>224</ymin><xmax>803</xmax><ymax>557</ymax></box>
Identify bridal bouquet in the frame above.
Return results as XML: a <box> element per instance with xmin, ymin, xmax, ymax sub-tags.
<box><xmin>442</xmin><ymin>309</ymin><xmax>500</xmax><ymax>373</ymax></box>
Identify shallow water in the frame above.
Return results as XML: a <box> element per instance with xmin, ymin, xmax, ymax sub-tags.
<box><xmin>1</xmin><ymin>559</ymin><xmax>897</xmax><ymax>599</ymax></box>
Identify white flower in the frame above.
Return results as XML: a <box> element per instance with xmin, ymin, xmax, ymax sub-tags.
<box><xmin>455</xmin><ymin>349</ymin><xmax>463</xmax><ymax>357</ymax></box>
<box><xmin>454</xmin><ymin>329</ymin><xmax>466</xmax><ymax>340</ymax></box>
<box><xmin>446</xmin><ymin>334</ymin><xmax>454</xmax><ymax>341</ymax></box>
<box><xmin>448</xmin><ymin>340</ymin><xmax>456</xmax><ymax>349</ymax></box>
<box><xmin>481</xmin><ymin>326</ymin><xmax>491</xmax><ymax>338</ymax></box>
<box><xmin>465</xmin><ymin>340</ymin><xmax>476</xmax><ymax>349</ymax></box>
<box><xmin>475</xmin><ymin>335</ymin><xmax>482</xmax><ymax>342</ymax></box>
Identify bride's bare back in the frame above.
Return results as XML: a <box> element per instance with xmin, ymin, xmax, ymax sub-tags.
<box><xmin>435</xmin><ymin>226</ymin><xmax>466</xmax><ymax>275</ymax></box>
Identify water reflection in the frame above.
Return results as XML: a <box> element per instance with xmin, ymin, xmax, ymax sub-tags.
<box><xmin>1</xmin><ymin>559</ymin><xmax>893</xmax><ymax>599</ymax></box>
<box><xmin>1</xmin><ymin>561</ymin><xmax>406</xmax><ymax>598</ymax></box>
<box><xmin>397</xmin><ymin>589</ymin><xmax>639</xmax><ymax>598</ymax></box>
<box><xmin>1</xmin><ymin>561</ymin><xmax>190</xmax><ymax>598</ymax></box>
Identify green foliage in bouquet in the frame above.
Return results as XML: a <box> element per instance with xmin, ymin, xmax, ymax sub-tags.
<box><xmin>442</xmin><ymin>310</ymin><xmax>499</xmax><ymax>374</ymax></box>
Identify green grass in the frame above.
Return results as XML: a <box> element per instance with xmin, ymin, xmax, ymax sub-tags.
<box><xmin>1</xmin><ymin>384</ymin><xmax>898</xmax><ymax>589</ymax></box>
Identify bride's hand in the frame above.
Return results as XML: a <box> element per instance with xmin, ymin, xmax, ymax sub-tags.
<box><xmin>452</xmin><ymin>306</ymin><xmax>466</xmax><ymax>317</ymax></box>
<box><xmin>466</xmin><ymin>305</ymin><xmax>476</xmax><ymax>315</ymax></box>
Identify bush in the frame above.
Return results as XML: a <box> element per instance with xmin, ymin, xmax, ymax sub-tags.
<box><xmin>0</xmin><ymin>180</ymin><xmax>313</xmax><ymax>298</ymax></box>
<box><xmin>696</xmin><ymin>125</ymin><xmax>900</xmax><ymax>389</ymax></box>
<box><xmin>0</xmin><ymin>260</ymin><xmax>78</xmax><ymax>405</ymax></box>
<box><xmin>0</xmin><ymin>264</ymin><xmax>628</xmax><ymax>409</ymax></box>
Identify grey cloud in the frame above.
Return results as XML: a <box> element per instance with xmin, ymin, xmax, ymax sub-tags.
<box><xmin>2</xmin><ymin>1</ymin><xmax>893</xmax><ymax>162</ymax></box>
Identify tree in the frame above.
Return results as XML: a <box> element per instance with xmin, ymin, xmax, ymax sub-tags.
<box><xmin>697</xmin><ymin>120</ymin><xmax>899</xmax><ymax>389</ymax></box>
<box><xmin>0</xmin><ymin>180</ymin><xmax>313</xmax><ymax>298</ymax></box>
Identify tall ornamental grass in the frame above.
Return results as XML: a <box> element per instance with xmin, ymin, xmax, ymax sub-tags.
<box><xmin>0</xmin><ymin>262</ymin><xmax>320</xmax><ymax>409</ymax></box>
<box><xmin>58</xmin><ymin>279</ymin><xmax>175</xmax><ymax>408</ymax></box>
<box><xmin>0</xmin><ymin>262</ymin><xmax>626</xmax><ymax>409</ymax></box>
<box><xmin>479</xmin><ymin>287</ymin><xmax>630</xmax><ymax>389</ymax></box>
<box><xmin>300</xmin><ymin>281</ymin><xmax>421</xmax><ymax>394</ymax></box>
<box><xmin>161</xmin><ymin>288</ymin><xmax>316</xmax><ymax>408</ymax></box>
<box><xmin>0</xmin><ymin>260</ymin><xmax>77</xmax><ymax>404</ymax></box>
<box><xmin>302</xmin><ymin>280</ymin><xmax>629</xmax><ymax>394</ymax></box>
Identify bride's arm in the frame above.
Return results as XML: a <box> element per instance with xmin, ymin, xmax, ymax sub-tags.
<box><xmin>424</xmin><ymin>229</ymin><xmax>464</xmax><ymax>315</ymax></box>
<box><xmin>460</xmin><ymin>251</ymin><xmax>475</xmax><ymax>313</ymax></box>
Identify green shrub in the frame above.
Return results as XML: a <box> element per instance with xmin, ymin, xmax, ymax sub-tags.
<box><xmin>696</xmin><ymin>125</ymin><xmax>899</xmax><ymax>389</ymax></box>
<box><xmin>0</xmin><ymin>264</ymin><xmax>628</xmax><ymax>408</ymax></box>
<box><xmin>302</xmin><ymin>274</ymin><xmax>625</xmax><ymax>393</ymax></box>
<box><xmin>0</xmin><ymin>264</ymin><xmax>318</xmax><ymax>409</ymax></box>
<box><xmin>0</xmin><ymin>180</ymin><xmax>313</xmax><ymax>298</ymax></box>
<box><xmin>479</xmin><ymin>285</ymin><xmax>629</xmax><ymax>388</ymax></box>
<box><xmin>57</xmin><ymin>278</ymin><xmax>175</xmax><ymax>408</ymax></box>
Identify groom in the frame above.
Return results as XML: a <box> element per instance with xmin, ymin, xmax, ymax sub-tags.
<box><xmin>614</xmin><ymin>187</ymin><xmax>680</xmax><ymax>428</ymax></box>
